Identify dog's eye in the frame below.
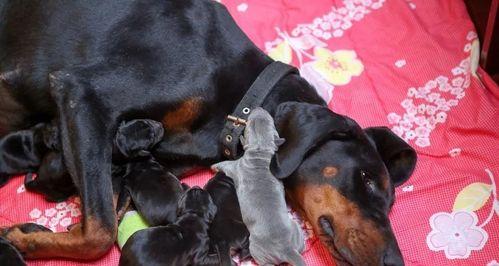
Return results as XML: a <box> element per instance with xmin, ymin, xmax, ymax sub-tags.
<box><xmin>360</xmin><ymin>170</ymin><xmax>376</xmax><ymax>191</ymax></box>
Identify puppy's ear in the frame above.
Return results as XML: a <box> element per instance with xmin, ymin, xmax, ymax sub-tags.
<box><xmin>364</xmin><ymin>127</ymin><xmax>417</xmax><ymax>187</ymax></box>
<box><xmin>239</xmin><ymin>135</ymin><xmax>247</xmax><ymax>148</ymax></box>
<box><xmin>274</xmin><ymin>137</ymin><xmax>285</xmax><ymax>147</ymax></box>
<box><xmin>270</xmin><ymin>102</ymin><xmax>358</xmax><ymax>179</ymax></box>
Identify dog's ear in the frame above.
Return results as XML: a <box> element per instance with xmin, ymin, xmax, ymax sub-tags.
<box><xmin>364</xmin><ymin>127</ymin><xmax>417</xmax><ymax>187</ymax></box>
<box><xmin>270</xmin><ymin>102</ymin><xmax>358</xmax><ymax>179</ymax></box>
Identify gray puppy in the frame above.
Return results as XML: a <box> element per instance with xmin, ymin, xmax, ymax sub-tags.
<box><xmin>212</xmin><ymin>107</ymin><xmax>305</xmax><ymax>266</ymax></box>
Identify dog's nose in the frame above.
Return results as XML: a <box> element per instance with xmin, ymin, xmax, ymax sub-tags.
<box><xmin>383</xmin><ymin>243</ymin><xmax>404</xmax><ymax>266</ymax></box>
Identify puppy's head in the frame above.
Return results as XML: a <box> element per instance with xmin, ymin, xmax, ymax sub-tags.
<box><xmin>114</xmin><ymin>119</ymin><xmax>164</xmax><ymax>158</ymax></box>
<box><xmin>271</xmin><ymin>102</ymin><xmax>416</xmax><ymax>266</ymax></box>
<box><xmin>177</xmin><ymin>187</ymin><xmax>217</xmax><ymax>222</ymax></box>
<box><xmin>242</xmin><ymin>107</ymin><xmax>284</xmax><ymax>151</ymax></box>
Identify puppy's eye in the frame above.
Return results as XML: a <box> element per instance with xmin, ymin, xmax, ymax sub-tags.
<box><xmin>360</xmin><ymin>170</ymin><xmax>376</xmax><ymax>191</ymax></box>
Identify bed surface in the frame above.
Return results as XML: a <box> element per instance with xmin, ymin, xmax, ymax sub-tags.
<box><xmin>1</xmin><ymin>0</ymin><xmax>498</xmax><ymax>265</ymax></box>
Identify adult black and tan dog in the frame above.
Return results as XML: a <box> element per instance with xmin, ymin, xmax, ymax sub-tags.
<box><xmin>0</xmin><ymin>1</ymin><xmax>416</xmax><ymax>265</ymax></box>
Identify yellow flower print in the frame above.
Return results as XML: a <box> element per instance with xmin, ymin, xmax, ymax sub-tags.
<box><xmin>267</xmin><ymin>41</ymin><xmax>292</xmax><ymax>64</ymax></box>
<box><xmin>312</xmin><ymin>47</ymin><xmax>364</xmax><ymax>86</ymax></box>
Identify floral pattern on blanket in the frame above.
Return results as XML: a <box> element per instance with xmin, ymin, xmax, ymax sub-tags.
<box><xmin>427</xmin><ymin>169</ymin><xmax>498</xmax><ymax>259</ymax></box>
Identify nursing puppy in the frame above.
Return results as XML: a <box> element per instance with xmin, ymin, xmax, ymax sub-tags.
<box><xmin>123</xmin><ymin>157</ymin><xmax>185</xmax><ymax>226</ymax></box>
<box><xmin>119</xmin><ymin>187</ymin><xmax>220</xmax><ymax>266</ymax></box>
<box><xmin>25</xmin><ymin>119</ymin><xmax>164</xmax><ymax>202</ymax></box>
<box><xmin>212</xmin><ymin>108</ymin><xmax>305</xmax><ymax>266</ymax></box>
<box><xmin>24</xmin><ymin>152</ymin><xmax>75</xmax><ymax>202</ymax></box>
<box><xmin>0</xmin><ymin>123</ymin><xmax>52</xmax><ymax>187</ymax></box>
<box><xmin>204</xmin><ymin>172</ymin><xmax>250</xmax><ymax>264</ymax></box>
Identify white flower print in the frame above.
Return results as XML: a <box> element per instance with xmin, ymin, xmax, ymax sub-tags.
<box><xmin>395</xmin><ymin>59</ymin><xmax>406</xmax><ymax>68</ymax></box>
<box><xmin>56</xmin><ymin>202</ymin><xmax>67</xmax><ymax>210</ymax></box>
<box><xmin>452</xmin><ymin>77</ymin><xmax>465</xmax><ymax>87</ymax></box>
<box><xmin>237</xmin><ymin>3</ymin><xmax>248</xmax><ymax>12</ymax></box>
<box><xmin>415</xmin><ymin>126</ymin><xmax>430</xmax><ymax>138</ymax></box>
<box><xmin>29</xmin><ymin>208</ymin><xmax>42</xmax><ymax>219</ymax></box>
<box><xmin>60</xmin><ymin>217</ymin><xmax>72</xmax><ymax>227</ymax></box>
<box><xmin>387</xmin><ymin>113</ymin><xmax>401</xmax><ymax>124</ymax></box>
<box><xmin>36</xmin><ymin>217</ymin><xmax>48</xmax><ymax>226</ymax></box>
<box><xmin>388</xmin><ymin>33</ymin><xmax>475</xmax><ymax>147</ymax></box>
<box><xmin>402</xmin><ymin>185</ymin><xmax>414</xmax><ymax>192</ymax></box>
<box><xmin>17</xmin><ymin>184</ymin><xmax>26</xmax><ymax>194</ymax></box>
<box><xmin>415</xmin><ymin>137</ymin><xmax>430</xmax><ymax>147</ymax></box>
<box><xmin>449</xmin><ymin>148</ymin><xmax>462</xmax><ymax>157</ymax></box>
<box><xmin>49</xmin><ymin>217</ymin><xmax>60</xmax><ymax>228</ymax></box>
<box><xmin>467</xmin><ymin>31</ymin><xmax>477</xmax><ymax>41</ymax></box>
<box><xmin>435</xmin><ymin>112</ymin><xmax>447</xmax><ymax>123</ymax></box>
<box><xmin>71</xmin><ymin>208</ymin><xmax>81</xmax><ymax>217</ymax></box>
<box><xmin>427</xmin><ymin>211</ymin><xmax>488</xmax><ymax>259</ymax></box>
<box><xmin>405</xmin><ymin>130</ymin><xmax>417</xmax><ymax>140</ymax></box>
<box><xmin>45</xmin><ymin>208</ymin><xmax>57</xmax><ymax>217</ymax></box>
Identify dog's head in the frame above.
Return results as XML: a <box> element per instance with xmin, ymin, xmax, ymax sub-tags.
<box><xmin>271</xmin><ymin>102</ymin><xmax>416</xmax><ymax>266</ymax></box>
<box><xmin>177</xmin><ymin>187</ymin><xmax>218</xmax><ymax>223</ymax></box>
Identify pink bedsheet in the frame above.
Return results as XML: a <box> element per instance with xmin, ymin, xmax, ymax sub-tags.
<box><xmin>1</xmin><ymin>0</ymin><xmax>498</xmax><ymax>265</ymax></box>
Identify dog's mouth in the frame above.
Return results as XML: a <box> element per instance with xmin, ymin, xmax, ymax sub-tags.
<box><xmin>317</xmin><ymin>216</ymin><xmax>353</xmax><ymax>266</ymax></box>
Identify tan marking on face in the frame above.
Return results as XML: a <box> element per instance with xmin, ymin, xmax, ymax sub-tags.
<box><xmin>5</xmin><ymin>217</ymin><xmax>116</xmax><ymax>260</ymax></box>
<box><xmin>286</xmin><ymin>183</ymin><xmax>385</xmax><ymax>265</ymax></box>
<box><xmin>381</xmin><ymin>174</ymin><xmax>390</xmax><ymax>191</ymax></box>
<box><xmin>162</xmin><ymin>98</ymin><xmax>202</xmax><ymax>131</ymax></box>
<box><xmin>322</xmin><ymin>166</ymin><xmax>338</xmax><ymax>178</ymax></box>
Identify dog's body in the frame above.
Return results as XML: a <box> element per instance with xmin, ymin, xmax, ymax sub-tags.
<box><xmin>0</xmin><ymin>1</ymin><xmax>416</xmax><ymax>264</ymax></box>
<box><xmin>213</xmin><ymin>108</ymin><xmax>305</xmax><ymax>266</ymax></box>
<box><xmin>204</xmin><ymin>172</ymin><xmax>250</xmax><ymax>264</ymax></box>
<box><xmin>119</xmin><ymin>187</ymin><xmax>219</xmax><ymax>266</ymax></box>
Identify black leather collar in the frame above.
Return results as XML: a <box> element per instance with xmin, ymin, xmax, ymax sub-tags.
<box><xmin>219</xmin><ymin>61</ymin><xmax>298</xmax><ymax>159</ymax></box>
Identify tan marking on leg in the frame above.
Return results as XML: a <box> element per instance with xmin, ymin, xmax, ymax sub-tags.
<box><xmin>5</xmin><ymin>217</ymin><xmax>116</xmax><ymax>260</ymax></box>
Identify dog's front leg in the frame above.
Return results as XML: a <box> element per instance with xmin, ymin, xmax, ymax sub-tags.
<box><xmin>3</xmin><ymin>72</ymin><xmax>117</xmax><ymax>260</ymax></box>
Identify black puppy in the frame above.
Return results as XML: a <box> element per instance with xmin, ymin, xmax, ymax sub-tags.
<box><xmin>123</xmin><ymin>157</ymin><xmax>185</xmax><ymax>226</ymax></box>
<box><xmin>24</xmin><ymin>152</ymin><xmax>75</xmax><ymax>202</ymax></box>
<box><xmin>21</xmin><ymin>119</ymin><xmax>164</xmax><ymax>202</ymax></box>
<box><xmin>0</xmin><ymin>123</ymin><xmax>51</xmax><ymax>187</ymax></box>
<box><xmin>120</xmin><ymin>187</ymin><xmax>221</xmax><ymax>266</ymax></box>
<box><xmin>205</xmin><ymin>172</ymin><xmax>250</xmax><ymax>264</ymax></box>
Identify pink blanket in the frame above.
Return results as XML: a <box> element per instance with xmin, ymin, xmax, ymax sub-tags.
<box><xmin>1</xmin><ymin>0</ymin><xmax>498</xmax><ymax>265</ymax></box>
